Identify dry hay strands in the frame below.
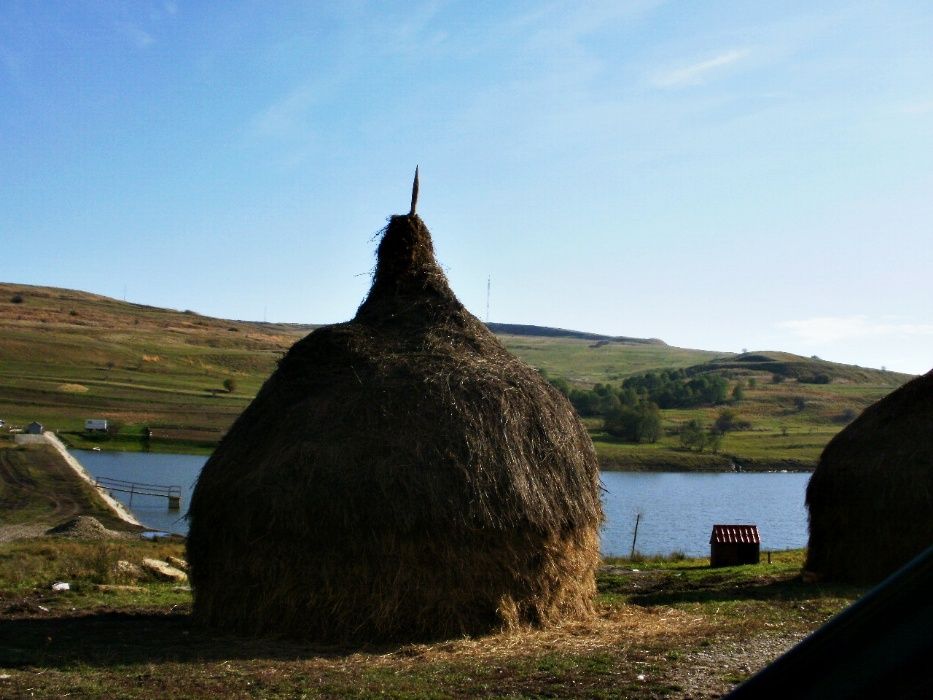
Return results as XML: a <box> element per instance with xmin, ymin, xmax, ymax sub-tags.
<box><xmin>806</xmin><ymin>368</ymin><xmax>933</xmax><ymax>583</ymax></box>
<box><xmin>187</xmin><ymin>213</ymin><xmax>603</xmax><ymax>641</ymax></box>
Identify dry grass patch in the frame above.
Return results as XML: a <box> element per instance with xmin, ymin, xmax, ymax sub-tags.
<box><xmin>57</xmin><ymin>383</ymin><xmax>89</xmax><ymax>393</ymax></box>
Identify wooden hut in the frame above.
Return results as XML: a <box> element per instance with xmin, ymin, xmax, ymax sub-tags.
<box><xmin>710</xmin><ymin>524</ymin><xmax>760</xmax><ymax>567</ymax></box>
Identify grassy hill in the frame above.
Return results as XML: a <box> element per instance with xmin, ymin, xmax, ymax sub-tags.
<box><xmin>0</xmin><ymin>282</ymin><xmax>911</xmax><ymax>467</ymax></box>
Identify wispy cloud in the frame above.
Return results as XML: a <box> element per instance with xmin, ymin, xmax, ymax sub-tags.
<box><xmin>778</xmin><ymin>316</ymin><xmax>933</xmax><ymax>344</ymax></box>
<box><xmin>901</xmin><ymin>99</ymin><xmax>933</xmax><ymax>115</ymax></box>
<box><xmin>251</xmin><ymin>85</ymin><xmax>318</xmax><ymax>140</ymax></box>
<box><xmin>651</xmin><ymin>48</ymin><xmax>749</xmax><ymax>88</ymax></box>
<box><xmin>116</xmin><ymin>21</ymin><xmax>155</xmax><ymax>49</ymax></box>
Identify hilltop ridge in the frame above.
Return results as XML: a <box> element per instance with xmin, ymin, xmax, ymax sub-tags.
<box><xmin>0</xmin><ymin>282</ymin><xmax>912</xmax><ymax>468</ymax></box>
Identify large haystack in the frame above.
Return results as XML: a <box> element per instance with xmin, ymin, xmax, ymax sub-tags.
<box><xmin>187</xmin><ymin>200</ymin><xmax>602</xmax><ymax>641</ymax></box>
<box><xmin>805</xmin><ymin>369</ymin><xmax>933</xmax><ymax>583</ymax></box>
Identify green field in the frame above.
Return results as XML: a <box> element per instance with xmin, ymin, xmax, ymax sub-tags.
<box><xmin>0</xmin><ymin>282</ymin><xmax>910</xmax><ymax>468</ymax></box>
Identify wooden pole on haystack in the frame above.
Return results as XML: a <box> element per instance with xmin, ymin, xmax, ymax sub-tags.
<box><xmin>410</xmin><ymin>166</ymin><xmax>419</xmax><ymax>216</ymax></box>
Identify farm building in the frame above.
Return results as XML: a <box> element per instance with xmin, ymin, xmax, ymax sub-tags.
<box><xmin>710</xmin><ymin>524</ymin><xmax>760</xmax><ymax>567</ymax></box>
<box><xmin>187</xmin><ymin>180</ymin><xmax>603</xmax><ymax>641</ymax></box>
<box><xmin>806</xmin><ymin>368</ymin><xmax>933</xmax><ymax>583</ymax></box>
<box><xmin>25</xmin><ymin>421</ymin><xmax>44</xmax><ymax>435</ymax></box>
<box><xmin>85</xmin><ymin>419</ymin><xmax>108</xmax><ymax>432</ymax></box>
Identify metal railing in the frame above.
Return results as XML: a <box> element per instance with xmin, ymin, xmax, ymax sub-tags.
<box><xmin>94</xmin><ymin>476</ymin><xmax>182</xmax><ymax>509</ymax></box>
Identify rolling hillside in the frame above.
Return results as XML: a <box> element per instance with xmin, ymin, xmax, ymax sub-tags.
<box><xmin>0</xmin><ymin>282</ymin><xmax>911</xmax><ymax>467</ymax></box>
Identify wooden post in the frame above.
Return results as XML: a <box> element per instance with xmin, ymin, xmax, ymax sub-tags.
<box><xmin>409</xmin><ymin>165</ymin><xmax>419</xmax><ymax>216</ymax></box>
<box><xmin>630</xmin><ymin>513</ymin><xmax>641</xmax><ymax>559</ymax></box>
<box><xmin>768</xmin><ymin>550</ymin><xmax>772</xmax><ymax>565</ymax></box>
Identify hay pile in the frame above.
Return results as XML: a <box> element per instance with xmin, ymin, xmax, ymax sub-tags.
<box><xmin>46</xmin><ymin>516</ymin><xmax>130</xmax><ymax>540</ymax></box>
<box><xmin>187</xmin><ymin>209</ymin><xmax>603</xmax><ymax>641</ymax></box>
<box><xmin>805</xmin><ymin>369</ymin><xmax>933</xmax><ymax>583</ymax></box>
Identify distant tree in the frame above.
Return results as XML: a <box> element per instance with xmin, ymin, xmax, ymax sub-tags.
<box><xmin>10</xmin><ymin>294</ymin><xmax>23</xmax><ymax>304</ymax></box>
<box><xmin>706</xmin><ymin>429</ymin><xmax>723</xmax><ymax>454</ymax></box>
<box><xmin>639</xmin><ymin>404</ymin><xmax>662</xmax><ymax>443</ymax></box>
<box><xmin>837</xmin><ymin>407</ymin><xmax>858</xmax><ymax>424</ymax></box>
<box><xmin>771</xmin><ymin>373</ymin><xmax>786</xmax><ymax>384</ymax></box>
<box><xmin>793</xmin><ymin>396</ymin><xmax>807</xmax><ymax>412</ymax></box>
<box><xmin>223</xmin><ymin>378</ymin><xmax>237</xmax><ymax>393</ymax></box>
<box><xmin>547</xmin><ymin>376</ymin><xmax>571</xmax><ymax>397</ymax></box>
<box><xmin>748</xmin><ymin>377</ymin><xmax>758</xmax><ymax>389</ymax></box>
<box><xmin>731</xmin><ymin>383</ymin><xmax>745</xmax><ymax>403</ymax></box>
<box><xmin>714</xmin><ymin>408</ymin><xmax>738</xmax><ymax>434</ymax></box>
<box><xmin>604</xmin><ymin>402</ymin><xmax>661</xmax><ymax>443</ymax></box>
<box><xmin>680</xmin><ymin>419</ymin><xmax>708</xmax><ymax>452</ymax></box>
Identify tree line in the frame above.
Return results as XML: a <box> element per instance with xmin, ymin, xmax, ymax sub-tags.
<box><xmin>545</xmin><ymin>369</ymin><xmax>747</xmax><ymax>448</ymax></box>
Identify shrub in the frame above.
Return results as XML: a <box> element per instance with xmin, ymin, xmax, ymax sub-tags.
<box><xmin>836</xmin><ymin>407</ymin><xmax>858</xmax><ymax>424</ymax></box>
<box><xmin>713</xmin><ymin>408</ymin><xmax>750</xmax><ymax>434</ymax></box>
<box><xmin>548</xmin><ymin>376</ymin><xmax>571</xmax><ymax>397</ymax></box>
<box><xmin>680</xmin><ymin>419</ymin><xmax>708</xmax><ymax>451</ymax></box>
<box><xmin>10</xmin><ymin>294</ymin><xmax>23</xmax><ymax>304</ymax></box>
<box><xmin>604</xmin><ymin>402</ymin><xmax>661</xmax><ymax>443</ymax></box>
<box><xmin>799</xmin><ymin>373</ymin><xmax>831</xmax><ymax>384</ymax></box>
<box><xmin>706</xmin><ymin>430</ymin><xmax>723</xmax><ymax>453</ymax></box>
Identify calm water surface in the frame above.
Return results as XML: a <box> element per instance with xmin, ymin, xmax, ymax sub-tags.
<box><xmin>76</xmin><ymin>450</ymin><xmax>811</xmax><ymax>556</ymax></box>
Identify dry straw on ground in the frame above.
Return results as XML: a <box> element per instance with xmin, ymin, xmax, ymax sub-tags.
<box><xmin>187</xmin><ymin>209</ymin><xmax>603</xmax><ymax>641</ymax></box>
<box><xmin>806</xmin><ymin>368</ymin><xmax>933</xmax><ymax>583</ymax></box>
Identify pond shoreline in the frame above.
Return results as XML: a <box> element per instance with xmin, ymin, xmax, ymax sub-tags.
<box><xmin>68</xmin><ymin>443</ymin><xmax>815</xmax><ymax>473</ymax></box>
<box><xmin>73</xmin><ymin>450</ymin><xmax>812</xmax><ymax>556</ymax></box>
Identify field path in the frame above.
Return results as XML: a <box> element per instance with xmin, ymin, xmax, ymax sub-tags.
<box><xmin>0</xmin><ymin>435</ymin><xmax>141</xmax><ymax>541</ymax></box>
<box><xmin>41</xmin><ymin>432</ymin><xmax>141</xmax><ymax>526</ymax></box>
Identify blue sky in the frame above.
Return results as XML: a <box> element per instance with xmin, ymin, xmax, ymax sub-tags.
<box><xmin>2</xmin><ymin>1</ymin><xmax>931</xmax><ymax>374</ymax></box>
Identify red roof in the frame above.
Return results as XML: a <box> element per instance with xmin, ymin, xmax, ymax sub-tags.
<box><xmin>710</xmin><ymin>524</ymin><xmax>760</xmax><ymax>545</ymax></box>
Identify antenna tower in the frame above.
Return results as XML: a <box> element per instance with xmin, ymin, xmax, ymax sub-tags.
<box><xmin>486</xmin><ymin>275</ymin><xmax>491</xmax><ymax>323</ymax></box>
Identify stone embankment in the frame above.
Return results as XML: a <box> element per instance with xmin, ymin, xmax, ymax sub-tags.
<box><xmin>18</xmin><ymin>432</ymin><xmax>142</xmax><ymax>527</ymax></box>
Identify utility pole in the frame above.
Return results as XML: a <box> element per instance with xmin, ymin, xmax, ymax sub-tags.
<box><xmin>486</xmin><ymin>275</ymin><xmax>491</xmax><ymax>323</ymax></box>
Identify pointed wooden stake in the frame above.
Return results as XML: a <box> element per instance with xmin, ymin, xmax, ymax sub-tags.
<box><xmin>409</xmin><ymin>165</ymin><xmax>420</xmax><ymax>216</ymax></box>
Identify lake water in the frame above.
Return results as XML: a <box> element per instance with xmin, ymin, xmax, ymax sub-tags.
<box><xmin>76</xmin><ymin>450</ymin><xmax>811</xmax><ymax>557</ymax></box>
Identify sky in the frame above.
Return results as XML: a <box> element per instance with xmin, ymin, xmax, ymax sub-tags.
<box><xmin>1</xmin><ymin>1</ymin><xmax>931</xmax><ymax>374</ymax></box>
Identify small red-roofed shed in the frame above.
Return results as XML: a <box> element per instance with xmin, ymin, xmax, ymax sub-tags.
<box><xmin>710</xmin><ymin>524</ymin><xmax>760</xmax><ymax>567</ymax></box>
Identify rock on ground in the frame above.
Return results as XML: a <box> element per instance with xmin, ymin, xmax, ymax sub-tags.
<box><xmin>141</xmin><ymin>558</ymin><xmax>188</xmax><ymax>582</ymax></box>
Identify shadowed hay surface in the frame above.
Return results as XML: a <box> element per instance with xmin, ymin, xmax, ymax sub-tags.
<box><xmin>187</xmin><ymin>214</ymin><xmax>603</xmax><ymax>640</ymax></box>
<box><xmin>806</xmin><ymin>368</ymin><xmax>933</xmax><ymax>583</ymax></box>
